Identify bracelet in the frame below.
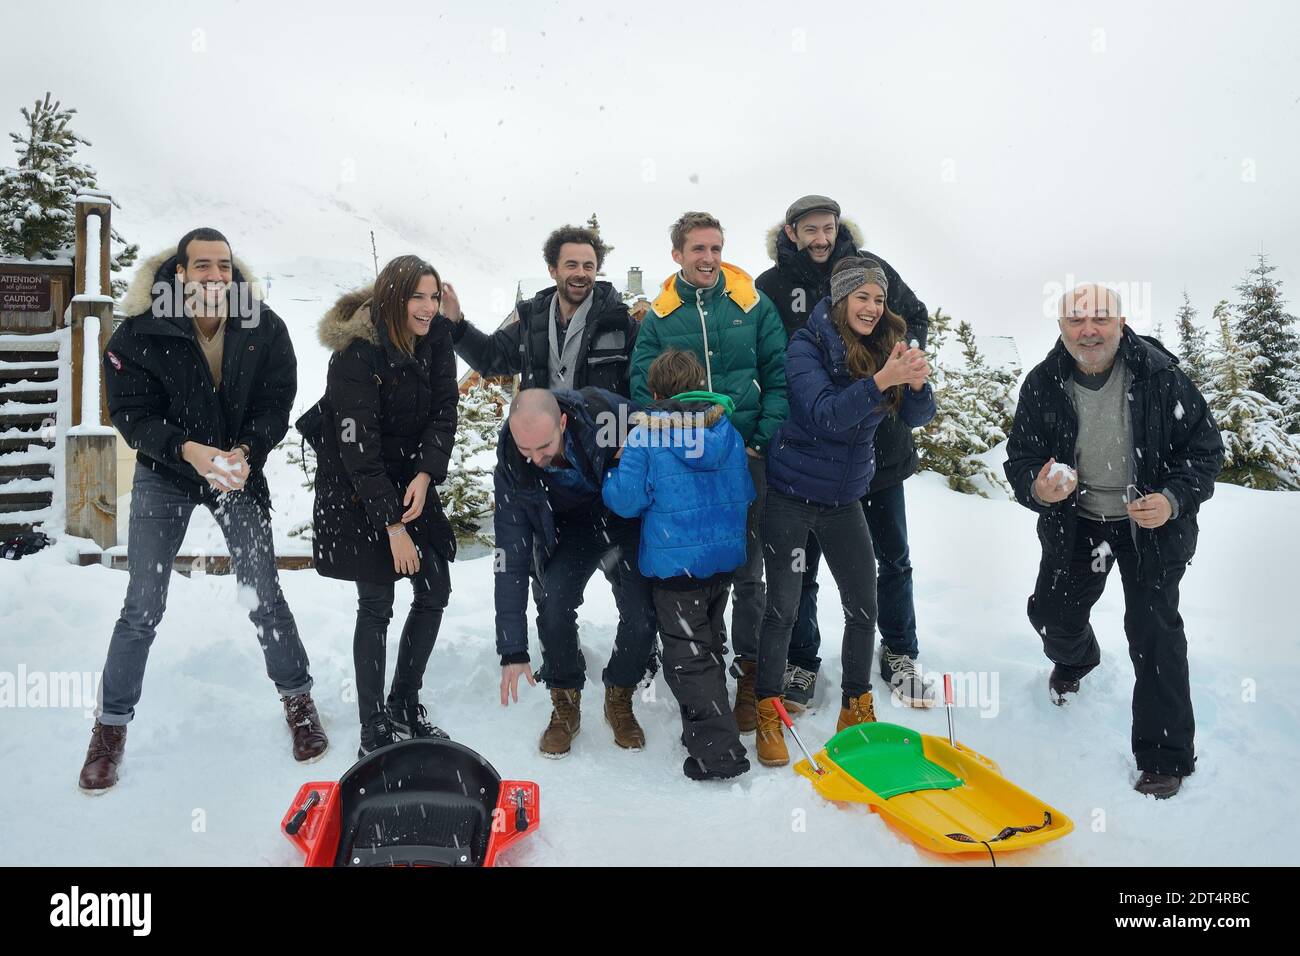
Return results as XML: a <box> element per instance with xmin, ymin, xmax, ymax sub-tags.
<box><xmin>387</xmin><ymin>524</ymin><xmax>407</xmax><ymax>538</ymax></box>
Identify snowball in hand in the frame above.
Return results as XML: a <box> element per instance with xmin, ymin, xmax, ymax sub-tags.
<box><xmin>1047</xmin><ymin>462</ymin><xmax>1077</xmax><ymax>487</ymax></box>
<box><xmin>207</xmin><ymin>455</ymin><xmax>247</xmax><ymax>488</ymax></box>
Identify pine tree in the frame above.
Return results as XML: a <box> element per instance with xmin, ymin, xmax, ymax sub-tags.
<box><xmin>1205</xmin><ymin>303</ymin><xmax>1300</xmax><ymax>489</ymax></box>
<box><xmin>914</xmin><ymin>310</ymin><xmax>1015</xmax><ymax>497</ymax></box>
<box><xmin>444</xmin><ymin>378</ymin><xmax>509</xmax><ymax>544</ymax></box>
<box><xmin>0</xmin><ymin>93</ymin><xmax>138</xmax><ymax>295</ymax></box>
<box><xmin>1232</xmin><ymin>253</ymin><xmax>1300</xmax><ymax>432</ymax></box>
<box><xmin>1174</xmin><ymin>290</ymin><xmax>1211</xmax><ymax>389</ymax></box>
<box><xmin>586</xmin><ymin>212</ymin><xmax>613</xmax><ymax>272</ymax></box>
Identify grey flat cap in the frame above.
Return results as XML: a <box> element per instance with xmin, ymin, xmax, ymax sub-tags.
<box><xmin>785</xmin><ymin>194</ymin><xmax>841</xmax><ymax>226</ymax></box>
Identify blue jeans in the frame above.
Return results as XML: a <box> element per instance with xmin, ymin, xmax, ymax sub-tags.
<box><xmin>533</xmin><ymin>512</ymin><xmax>658</xmax><ymax>690</ymax></box>
<box><xmin>789</xmin><ymin>480</ymin><xmax>917</xmax><ymax>672</ymax></box>
<box><xmin>97</xmin><ymin>463</ymin><xmax>313</xmax><ymax>725</ymax></box>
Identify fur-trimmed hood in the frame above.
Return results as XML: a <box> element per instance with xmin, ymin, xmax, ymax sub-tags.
<box><xmin>117</xmin><ymin>246</ymin><xmax>265</xmax><ymax>318</ymax></box>
<box><xmin>317</xmin><ymin>285</ymin><xmax>380</xmax><ymax>352</ymax></box>
<box><xmin>765</xmin><ymin>217</ymin><xmax>864</xmax><ymax>262</ymax></box>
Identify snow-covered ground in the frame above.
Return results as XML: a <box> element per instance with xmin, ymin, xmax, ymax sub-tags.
<box><xmin>2</xmin><ymin>470</ymin><xmax>1296</xmax><ymax>866</ymax></box>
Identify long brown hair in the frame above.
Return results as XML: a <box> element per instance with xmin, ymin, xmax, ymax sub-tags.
<box><xmin>829</xmin><ymin>258</ymin><xmax>907</xmax><ymax>412</ymax></box>
<box><xmin>373</xmin><ymin>254</ymin><xmax>441</xmax><ymax>356</ymax></box>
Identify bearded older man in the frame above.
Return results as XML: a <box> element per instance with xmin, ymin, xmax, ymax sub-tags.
<box><xmin>1004</xmin><ymin>283</ymin><xmax>1223</xmax><ymax>799</ymax></box>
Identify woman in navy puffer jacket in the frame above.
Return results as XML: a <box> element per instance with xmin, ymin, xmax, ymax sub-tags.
<box><xmin>754</xmin><ymin>258</ymin><xmax>935</xmax><ymax>767</ymax></box>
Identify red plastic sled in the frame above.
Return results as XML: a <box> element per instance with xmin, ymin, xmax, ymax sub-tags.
<box><xmin>281</xmin><ymin>738</ymin><xmax>539</xmax><ymax>867</ymax></box>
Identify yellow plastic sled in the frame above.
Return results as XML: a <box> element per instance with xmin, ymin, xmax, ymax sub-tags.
<box><xmin>792</xmin><ymin>721</ymin><xmax>1074</xmax><ymax>857</ymax></box>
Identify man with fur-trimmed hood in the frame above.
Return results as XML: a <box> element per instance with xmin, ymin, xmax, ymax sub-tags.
<box><xmin>755</xmin><ymin>195</ymin><xmax>934</xmax><ymax>711</ymax></box>
<box><xmin>78</xmin><ymin>228</ymin><xmax>327</xmax><ymax>794</ymax></box>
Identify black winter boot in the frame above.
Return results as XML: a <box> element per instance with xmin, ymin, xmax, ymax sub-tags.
<box><xmin>358</xmin><ymin>708</ymin><xmax>399</xmax><ymax>758</ymax></box>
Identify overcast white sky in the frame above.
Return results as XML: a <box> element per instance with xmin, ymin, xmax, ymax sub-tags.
<box><xmin>5</xmin><ymin>0</ymin><xmax>1298</xmax><ymax>363</ymax></box>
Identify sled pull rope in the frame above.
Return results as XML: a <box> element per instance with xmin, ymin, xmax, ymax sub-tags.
<box><xmin>944</xmin><ymin>811</ymin><xmax>1053</xmax><ymax>851</ymax></box>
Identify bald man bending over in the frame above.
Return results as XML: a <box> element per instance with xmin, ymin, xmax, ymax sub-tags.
<box><xmin>1004</xmin><ymin>283</ymin><xmax>1223</xmax><ymax>798</ymax></box>
<box><xmin>492</xmin><ymin>387</ymin><xmax>657</xmax><ymax>757</ymax></box>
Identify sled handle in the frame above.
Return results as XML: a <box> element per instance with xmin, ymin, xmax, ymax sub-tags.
<box><xmin>772</xmin><ymin>699</ymin><xmax>823</xmax><ymax>775</ymax></box>
<box><xmin>943</xmin><ymin>674</ymin><xmax>956</xmax><ymax>747</ymax></box>
<box><xmin>513</xmin><ymin>789</ymin><xmax>529</xmax><ymax>832</ymax></box>
<box><xmin>285</xmin><ymin>789</ymin><xmax>320</xmax><ymax>836</ymax></box>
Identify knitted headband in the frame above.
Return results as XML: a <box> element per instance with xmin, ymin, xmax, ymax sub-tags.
<box><xmin>830</xmin><ymin>261</ymin><xmax>888</xmax><ymax>307</ymax></box>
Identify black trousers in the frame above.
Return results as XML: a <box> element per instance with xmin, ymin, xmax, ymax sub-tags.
<box><xmin>353</xmin><ymin>553</ymin><xmax>451</xmax><ymax>723</ymax></box>
<box><xmin>654</xmin><ymin>583</ymin><xmax>748</xmax><ymax>776</ymax></box>
<box><xmin>1027</xmin><ymin>517</ymin><xmax>1195</xmax><ymax>776</ymax></box>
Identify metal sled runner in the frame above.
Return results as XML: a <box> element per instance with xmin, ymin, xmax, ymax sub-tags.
<box><xmin>281</xmin><ymin>738</ymin><xmax>540</xmax><ymax>867</ymax></box>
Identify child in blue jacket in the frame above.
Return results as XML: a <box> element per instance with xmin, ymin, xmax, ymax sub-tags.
<box><xmin>603</xmin><ymin>349</ymin><xmax>755</xmax><ymax>780</ymax></box>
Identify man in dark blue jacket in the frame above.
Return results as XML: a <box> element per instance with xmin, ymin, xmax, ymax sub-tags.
<box><xmin>494</xmin><ymin>387</ymin><xmax>657</xmax><ymax>757</ymax></box>
<box><xmin>756</xmin><ymin>194</ymin><xmax>934</xmax><ymax>711</ymax></box>
<box><xmin>1004</xmin><ymin>283</ymin><xmax>1223</xmax><ymax>799</ymax></box>
<box><xmin>78</xmin><ymin>228</ymin><xmax>327</xmax><ymax>794</ymax></box>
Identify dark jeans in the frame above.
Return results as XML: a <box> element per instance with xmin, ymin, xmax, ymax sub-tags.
<box><xmin>1027</xmin><ymin>517</ymin><xmax>1195</xmax><ymax>776</ymax></box>
<box><xmin>98</xmin><ymin>463</ymin><xmax>312</xmax><ymax>725</ymax></box>
<box><xmin>757</xmin><ymin>489</ymin><xmax>877</xmax><ymax>702</ymax></box>
<box><xmin>353</xmin><ymin>551</ymin><xmax>451</xmax><ymax>722</ymax></box>
<box><xmin>654</xmin><ymin>582</ymin><xmax>748</xmax><ymax>775</ymax></box>
<box><xmin>789</xmin><ymin>479</ymin><xmax>917</xmax><ymax>672</ymax></box>
<box><xmin>534</xmin><ymin>512</ymin><xmax>657</xmax><ymax>690</ymax></box>
<box><xmin>730</xmin><ymin>453</ymin><xmax>766</xmax><ymax>662</ymax></box>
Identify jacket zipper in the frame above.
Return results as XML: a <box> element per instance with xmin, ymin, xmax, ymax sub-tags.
<box><xmin>695</xmin><ymin>287</ymin><xmax>714</xmax><ymax>392</ymax></box>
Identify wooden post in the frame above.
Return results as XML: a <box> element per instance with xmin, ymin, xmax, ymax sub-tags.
<box><xmin>73</xmin><ymin>196</ymin><xmax>112</xmax><ymax>297</ymax></box>
<box><xmin>66</xmin><ymin>194</ymin><xmax>118</xmax><ymax>549</ymax></box>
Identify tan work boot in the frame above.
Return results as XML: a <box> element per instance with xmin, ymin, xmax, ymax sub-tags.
<box><xmin>733</xmin><ymin>659</ymin><xmax>758</xmax><ymax>734</ymax></box>
<box><xmin>539</xmin><ymin>688</ymin><xmax>581</xmax><ymax>758</ymax></box>
<box><xmin>755</xmin><ymin>697</ymin><xmax>789</xmax><ymax>767</ymax></box>
<box><xmin>836</xmin><ymin>691</ymin><xmax>877</xmax><ymax>733</ymax></box>
<box><xmin>603</xmin><ymin>686</ymin><xmax>646</xmax><ymax>750</ymax></box>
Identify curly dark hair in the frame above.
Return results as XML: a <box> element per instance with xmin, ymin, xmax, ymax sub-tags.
<box><xmin>542</xmin><ymin>225</ymin><xmax>608</xmax><ymax>270</ymax></box>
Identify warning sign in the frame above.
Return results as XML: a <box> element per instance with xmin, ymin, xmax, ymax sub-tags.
<box><xmin>0</xmin><ymin>272</ymin><xmax>52</xmax><ymax>312</ymax></box>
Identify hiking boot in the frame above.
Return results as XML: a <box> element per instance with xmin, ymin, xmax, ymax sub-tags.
<box><xmin>836</xmin><ymin>691</ymin><xmax>877</xmax><ymax>733</ymax></box>
<box><xmin>358</xmin><ymin>708</ymin><xmax>399</xmax><ymax>758</ymax></box>
<box><xmin>604</xmin><ymin>686</ymin><xmax>646</xmax><ymax>750</ymax></box>
<box><xmin>540</xmin><ymin>688</ymin><xmax>581</xmax><ymax>758</ymax></box>
<box><xmin>1049</xmin><ymin>666</ymin><xmax>1081</xmax><ymax>706</ymax></box>
<box><xmin>782</xmin><ymin>663</ymin><xmax>818</xmax><ymax>713</ymax></box>
<box><xmin>78</xmin><ymin>721</ymin><xmax>126</xmax><ymax>794</ymax></box>
<box><xmin>1135</xmin><ymin>771</ymin><xmax>1182</xmax><ymax>800</ymax></box>
<box><xmin>755</xmin><ymin>697</ymin><xmax>789</xmax><ymax>767</ymax></box>
<box><xmin>389</xmin><ymin>699</ymin><xmax>450</xmax><ymax>740</ymax></box>
<box><xmin>879</xmin><ymin>648</ymin><xmax>935</xmax><ymax>708</ymax></box>
<box><xmin>283</xmin><ymin>693</ymin><xmax>329</xmax><ymax>762</ymax></box>
<box><xmin>732</xmin><ymin>659</ymin><xmax>758</xmax><ymax>734</ymax></box>
<box><xmin>683</xmin><ymin>755</ymin><xmax>751</xmax><ymax>781</ymax></box>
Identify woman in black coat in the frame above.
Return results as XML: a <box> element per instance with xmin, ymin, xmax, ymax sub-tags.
<box><xmin>305</xmin><ymin>254</ymin><xmax>459</xmax><ymax>757</ymax></box>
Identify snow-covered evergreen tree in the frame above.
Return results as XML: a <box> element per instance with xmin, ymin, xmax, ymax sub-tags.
<box><xmin>914</xmin><ymin>309</ymin><xmax>1014</xmax><ymax>497</ymax></box>
<box><xmin>0</xmin><ymin>93</ymin><xmax>138</xmax><ymax>295</ymax></box>
<box><xmin>1174</xmin><ymin>290</ymin><xmax>1211</xmax><ymax>389</ymax></box>
<box><xmin>444</xmin><ymin>378</ymin><xmax>508</xmax><ymax>544</ymax></box>
<box><xmin>1232</xmin><ymin>253</ymin><xmax>1300</xmax><ymax>433</ymax></box>
<box><xmin>1205</xmin><ymin>303</ymin><xmax>1300</xmax><ymax>489</ymax></box>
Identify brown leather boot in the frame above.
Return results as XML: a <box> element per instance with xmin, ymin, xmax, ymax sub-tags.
<box><xmin>604</xmin><ymin>686</ymin><xmax>646</xmax><ymax>751</ymax></box>
<box><xmin>836</xmin><ymin>691</ymin><xmax>877</xmax><ymax>733</ymax></box>
<box><xmin>733</xmin><ymin>659</ymin><xmax>758</xmax><ymax>734</ymax></box>
<box><xmin>755</xmin><ymin>697</ymin><xmax>789</xmax><ymax>767</ymax></box>
<box><xmin>283</xmin><ymin>693</ymin><xmax>329</xmax><ymax>762</ymax></box>
<box><xmin>78</xmin><ymin>721</ymin><xmax>127</xmax><ymax>793</ymax></box>
<box><xmin>539</xmin><ymin>688</ymin><xmax>581</xmax><ymax>758</ymax></box>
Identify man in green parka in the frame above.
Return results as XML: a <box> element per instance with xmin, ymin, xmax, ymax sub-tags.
<box><xmin>631</xmin><ymin>211</ymin><xmax>789</xmax><ymax>735</ymax></box>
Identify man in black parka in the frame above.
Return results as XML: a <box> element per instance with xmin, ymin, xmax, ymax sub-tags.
<box><xmin>445</xmin><ymin>224</ymin><xmax>638</xmax><ymax>395</ymax></box>
<box><xmin>755</xmin><ymin>194</ymin><xmax>934</xmax><ymax>709</ymax></box>
<box><xmin>78</xmin><ymin>228</ymin><xmax>327</xmax><ymax>794</ymax></box>
<box><xmin>1004</xmin><ymin>283</ymin><xmax>1223</xmax><ymax>798</ymax></box>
